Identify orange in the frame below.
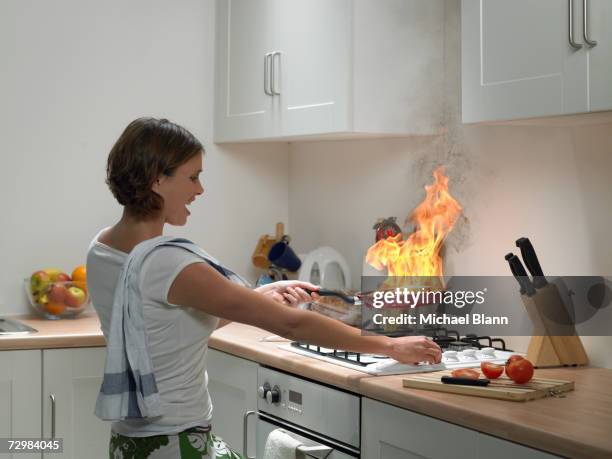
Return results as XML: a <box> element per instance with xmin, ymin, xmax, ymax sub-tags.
<box><xmin>72</xmin><ymin>265</ymin><xmax>87</xmax><ymax>291</ymax></box>
<box><xmin>45</xmin><ymin>302</ymin><xmax>65</xmax><ymax>315</ymax></box>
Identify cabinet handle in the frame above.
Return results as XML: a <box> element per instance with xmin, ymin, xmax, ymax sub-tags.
<box><xmin>583</xmin><ymin>0</ymin><xmax>597</xmax><ymax>47</ymax></box>
<box><xmin>271</xmin><ymin>51</ymin><xmax>281</xmax><ymax>96</ymax></box>
<box><xmin>243</xmin><ymin>410</ymin><xmax>256</xmax><ymax>459</ymax></box>
<box><xmin>568</xmin><ymin>0</ymin><xmax>583</xmax><ymax>49</ymax></box>
<box><xmin>264</xmin><ymin>53</ymin><xmax>273</xmax><ymax>96</ymax></box>
<box><xmin>49</xmin><ymin>394</ymin><xmax>56</xmax><ymax>439</ymax></box>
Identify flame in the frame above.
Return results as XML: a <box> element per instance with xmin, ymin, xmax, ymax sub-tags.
<box><xmin>366</xmin><ymin>167</ymin><xmax>462</xmax><ymax>278</ymax></box>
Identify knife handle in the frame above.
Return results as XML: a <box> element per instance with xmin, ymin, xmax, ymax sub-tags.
<box><xmin>515</xmin><ymin>237</ymin><xmax>547</xmax><ymax>288</ymax></box>
<box><xmin>505</xmin><ymin>253</ymin><xmax>536</xmax><ymax>296</ymax></box>
<box><xmin>441</xmin><ymin>376</ymin><xmax>490</xmax><ymax>386</ymax></box>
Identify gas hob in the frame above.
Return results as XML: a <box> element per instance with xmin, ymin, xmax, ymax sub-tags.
<box><xmin>281</xmin><ymin>330</ymin><xmax>519</xmax><ymax>376</ymax></box>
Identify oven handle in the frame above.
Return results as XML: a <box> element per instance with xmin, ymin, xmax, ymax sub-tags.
<box><xmin>297</xmin><ymin>444</ymin><xmax>333</xmax><ymax>459</ymax></box>
<box><xmin>243</xmin><ymin>410</ymin><xmax>256</xmax><ymax>459</ymax></box>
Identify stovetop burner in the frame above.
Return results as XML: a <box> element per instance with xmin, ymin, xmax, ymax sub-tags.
<box><xmin>290</xmin><ymin>327</ymin><xmax>512</xmax><ymax>370</ymax></box>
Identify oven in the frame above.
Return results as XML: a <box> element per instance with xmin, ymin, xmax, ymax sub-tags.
<box><xmin>243</xmin><ymin>367</ymin><xmax>360</xmax><ymax>458</ymax></box>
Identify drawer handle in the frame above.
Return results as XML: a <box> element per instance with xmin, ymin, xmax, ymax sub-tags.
<box><xmin>583</xmin><ymin>0</ymin><xmax>597</xmax><ymax>47</ymax></box>
<box><xmin>568</xmin><ymin>0</ymin><xmax>583</xmax><ymax>49</ymax></box>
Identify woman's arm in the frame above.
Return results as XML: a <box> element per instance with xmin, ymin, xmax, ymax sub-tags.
<box><xmin>169</xmin><ymin>262</ymin><xmax>441</xmax><ymax>364</ymax></box>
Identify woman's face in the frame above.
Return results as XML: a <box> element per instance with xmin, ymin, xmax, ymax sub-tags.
<box><xmin>153</xmin><ymin>152</ymin><xmax>204</xmax><ymax>226</ymax></box>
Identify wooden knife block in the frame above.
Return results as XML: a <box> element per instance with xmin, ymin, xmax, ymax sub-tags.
<box><xmin>521</xmin><ymin>283</ymin><xmax>589</xmax><ymax>368</ymax></box>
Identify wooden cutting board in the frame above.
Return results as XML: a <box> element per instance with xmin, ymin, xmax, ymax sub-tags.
<box><xmin>402</xmin><ymin>370</ymin><xmax>574</xmax><ymax>402</ymax></box>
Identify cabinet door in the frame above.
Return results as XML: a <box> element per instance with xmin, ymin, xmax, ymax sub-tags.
<box><xmin>588</xmin><ymin>0</ymin><xmax>612</xmax><ymax>111</ymax></box>
<box><xmin>214</xmin><ymin>0</ymin><xmax>276</xmax><ymax>142</ymax></box>
<box><xmin>42</xmin><ymin>348</ymin><xmax>108</xmax><ymax>459</ymax></box>
<box><xmin>276</xmin><ymin>0</ymin><xmax>352</xmax><ymax>137</ymax></box>
<box><xmin>0</xmin><ymin>350</ymin><xmax>41</xmax><ymax>459</ymax></box>
<box><xmin>206</xmin><ymin>349</ymin><xmax>258</xmax><ymax>457</ymax></box>
<box><xmin>462</xmin><ymin>0</ymin><xmax>588</xmax><ymax>122</ymax></box>
<box><xmin>361</xmin><ymin>398</ymin><xmax>478</xmax><ymax>459</ymax></box>
<box><xmin>478</xmin><ymin>432</ymin><xmax>561</xmax><ymax>458</ymax></box>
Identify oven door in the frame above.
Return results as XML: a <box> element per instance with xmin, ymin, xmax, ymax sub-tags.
<box><xmin>253</xmin><ymin>412</ymin><xmax>359</xmax><ymax>459</ymax></box>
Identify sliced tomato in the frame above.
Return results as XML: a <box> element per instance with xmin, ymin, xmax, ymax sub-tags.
<box><xmin>480</xmin><ymin>361</ymin><xmax>504</xmax><ymax>379</ymax></box>
<box><xmin>451</xmin><ymin>368</ymin><xmax>480</xmax><ymax>380</ymax></box>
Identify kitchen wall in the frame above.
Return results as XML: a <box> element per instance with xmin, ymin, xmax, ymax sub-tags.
<box><xmin>0</xmin><ymin>0</ymin><xmax>290</xmax><ymax>315</ymax></box>
<box><xmin>288</xmin><ymin>0</ymin><xmax>612</xmax><ymax>367</ymax></box>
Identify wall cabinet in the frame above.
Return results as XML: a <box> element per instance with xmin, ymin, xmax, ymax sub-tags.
<box><xmin>462</xmin><ymin>0</ymin><xmax>612</xmax><ymax>123</ymax></box>
<box><xmin>206</xmin><ymin>348</ymin><xmax>258</xmax><ymax>457</ymax></box>
<box><xmin>214</xmin><ymin>0</ymin><xmax>446</xmax><ymax>142</ymax></box>
<box><xmin>361</xmin><ymin>398</ymin><xmax>560</xmax><ymax>459</ymax></box>
<box><xmin>0</xmin><ymin>350</ymin><xmax>42</xmax><ymax>459</ymax></box>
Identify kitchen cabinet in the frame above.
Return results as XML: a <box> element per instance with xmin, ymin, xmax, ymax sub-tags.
<box><xmin>214</xmin><ymin>0</ymin><xmax>446</xmax><ymax>142</ymax></box>
<box><xmin>462</xmin><ymin>0</ymin><xmax>612</xmax><ymax>123</ymax></box>
<box><xmin>361</xmin><ymin>398</ymin><xmax>561</xmax><ymax>459</ymax></box>
<box><xmin>42</xmin><ymin>347</ymin><xmax>108</xmax><ymax>459</ymax></box>
<box><xmin>362</xmin><ymin>397</ymin><xmax>479</xmax><ymax>458</ymax></box>
<box><xmin>0</xmin><ymin>350</ymin><xmax>42</xmax><ymax>459</ymax></box>
<box><xmin>206</xmin><ymin>348</ymin><xmax>258</xmax><ymax>457</ymax></box>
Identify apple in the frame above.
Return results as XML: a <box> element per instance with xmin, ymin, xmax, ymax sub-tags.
<box><xmin>30</xmin><ymin>271</ymin><xmax>51</xmax><ymax>294</ymax></box>
<box><xmin>64</xmin><ymin>286</ymin><xmax>87</xmax><ymax>308</ymax></box>
<box><xmin>47</xmin><ymin>283</ymin><xmax>67</xmax><ymax>304</ymax></box>
<box><xmin>55</xmin><ymin>272</ymin><xmax>71</xmax><ymax>282</ymax></box>
<box><xmin>43</xmin><ymin>268</ymin><xmax>62</xmax><ymax>281</ymax></box>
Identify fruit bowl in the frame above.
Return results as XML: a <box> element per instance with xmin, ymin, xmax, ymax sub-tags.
<box><xmin>24</xmin><ymin>278</ymin><xmax>90</xmax><ymax>320</ymax></box>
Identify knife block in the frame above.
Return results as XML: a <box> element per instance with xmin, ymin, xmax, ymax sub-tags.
<box><xmin>521</xmin><ymin>283</ymin><xmax>589</xmax><ymax>368</ymax></box>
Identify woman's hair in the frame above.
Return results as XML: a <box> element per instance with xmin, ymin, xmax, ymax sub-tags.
<box><xmin>106</xmin><ymin>117</ymin><xmax>203</xmax><ymax>219</ymax></box>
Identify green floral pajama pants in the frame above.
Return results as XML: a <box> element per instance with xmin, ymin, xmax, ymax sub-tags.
<box><xmin>109</xmin><ymin>426</ymin><xmax>244</xmax><ymax>459</ymax></box>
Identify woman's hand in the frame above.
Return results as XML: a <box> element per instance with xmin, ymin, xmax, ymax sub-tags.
<box><xmin>386</xmin><ymin>336</ymin><xmax>442</xmax><ymax>364</ymax></box>
<box><xmin>255</xmin><ymin>281</ymin><xmax>319</xmax><ymax>307</ymax></box>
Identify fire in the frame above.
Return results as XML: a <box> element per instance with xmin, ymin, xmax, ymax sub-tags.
<box><xmin>366</xmin><ymin>167</ymin><xmax>462</xmax><ymax>278</ymax></box>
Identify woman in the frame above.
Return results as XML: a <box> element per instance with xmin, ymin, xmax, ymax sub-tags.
<box><xmin>87</xmin><ymin>117</ymin><xmax>441</xmax><ymax>459</ymax></box>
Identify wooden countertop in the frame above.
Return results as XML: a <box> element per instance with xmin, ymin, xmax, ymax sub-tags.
<box><xmin>209</xmin><ymin>323</ymin><xmax>612</xmax><ymax>459</ymax></box>
<box><xmin>0</xmin><ymin>312</ymin><xmax>105</xmax><ymax>350</ymax></box>
<box><xmin>1</xmin><ymin>315</ymin><xmax>610</xmax><ymax>458</ymax></box>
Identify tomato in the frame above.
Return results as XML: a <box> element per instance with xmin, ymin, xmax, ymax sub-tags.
<box><xmin>506</xmin><ymin>358</ymin><xmax>534</xmax><ymax>384</ymax></box>
<box><xmin>451</xmin><ymin>368</ymin><xmax>480</xmax><ymax>380</ymax></box>
<box><xmin>506</xmin><ymin>354</ymin><xmax>524</xmax><ymax>366</ymax></box>
<box><xmin>481</xmin><ymin>361</ymin><xmax>504</xmax><ymax>379</ymax></box>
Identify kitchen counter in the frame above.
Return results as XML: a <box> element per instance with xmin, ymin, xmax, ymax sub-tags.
<box><xmin>1</xmin><ymin>315</ymin><xmax>610</xmax><ymax>458</ymax></box>
<box><xmin>209</xmin><ymin>323</ymin><xmax>612</xmax><ymax>459</ymax></box>
<box><xmin>0</xmin><ymin>311</ymin><xmax>106</xmax><ymax>350</ymax></box>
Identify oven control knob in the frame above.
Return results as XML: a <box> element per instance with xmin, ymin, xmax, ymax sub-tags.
<box><xmin>266</xmin><ymin>385</ymin><xmax>281</xmax><ymax>404</ymax></box>
<box><xmin>258</xmin><ymin>383</ymin><xmax>271</xmax><ymax>400</ymax></box>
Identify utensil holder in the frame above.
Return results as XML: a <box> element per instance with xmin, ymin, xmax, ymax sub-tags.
<box><xmin>521</xmin><ymin>283</ymin><xmax>589</xmax><ymax>368</ymax></box>
<box><xmin>252</xmin><ymin>222</ymin><xmax>284</xmax><ymax>269</ymax></box>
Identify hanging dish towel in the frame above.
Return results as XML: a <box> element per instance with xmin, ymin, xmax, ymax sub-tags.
<box><xmin>262</xmin><ymin>428</ymin><xmax>302</xmax><ymax>459</ymax></box>
<box><xmin>94</xmin><ymin>236</ymin><xmax>248</xmax><ymax>421</ymax></box>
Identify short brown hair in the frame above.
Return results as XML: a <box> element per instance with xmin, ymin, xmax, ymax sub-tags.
<box><xmin>106</xmin><ymin>117</ymin><xmax>203</xmax><ymax>219</ymax></box>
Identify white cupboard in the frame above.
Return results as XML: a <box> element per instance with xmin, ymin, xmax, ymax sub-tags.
<box><xmin>0</xmin><ymin>350</ymin><xmax>42</xmax><ymax>459</ymax></box>
<box><xmin>462</xmin><ymin>0</ymin><xmax>612</xmax><ymax>123</ymax></box>
<box><xmin>361</xmin><ymin>398</ymin><xmax>561</xmax><ymax>459</ymax></box>
<box><xmin>206</xmin><ymin>348</ymin><xmax>258</xmax><ymax>457</ymax></box>
<box><xmin>215</xmin><ymin>0</ymin><xmax>446</xmax><ymax>142</ymax></box>
<box><xmin>42</xmin><ymin>348</ymin><xmax>108</xmax><ymax>459</ymax></box>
